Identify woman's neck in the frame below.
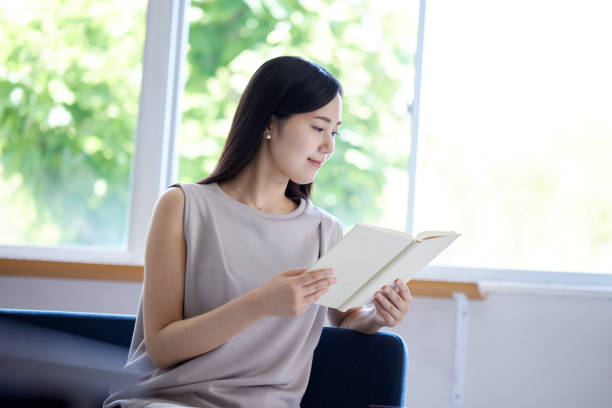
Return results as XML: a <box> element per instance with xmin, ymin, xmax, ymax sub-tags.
<box><xmin>218</xmin><ymin>168</ymin><xmax>296</xmax><ymax>213</ymax></box>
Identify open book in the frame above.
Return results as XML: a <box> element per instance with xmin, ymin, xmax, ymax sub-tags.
<box><xmin>308</xmin><ymin>224</ymin><xmax>460</xmax><ymax>311</ymax></box>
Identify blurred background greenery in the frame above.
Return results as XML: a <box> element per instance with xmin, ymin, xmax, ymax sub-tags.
<box><xmin>0</xmin><ymin>0</ymin><xmax>416</xmax><ymax>247</ymax></box>
<box><xmin>1</xmin><ymin>0</ymin><xmax>610</xmax><ymax>274</ymax></box>
<box><xmin>0</xmin><ymin>0</ymin><xmax>146</xmax><ymax>247</ymax></box>
<box><xmin>178</xmin><ymin>0</ymin><xmax>415</xmax><ymax>231</ymax></box>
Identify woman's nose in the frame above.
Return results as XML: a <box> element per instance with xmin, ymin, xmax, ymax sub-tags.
<box><xmin>322</xmin><ymin>132</ymin><xmax>335</xmax><ymax>154</ymax></box>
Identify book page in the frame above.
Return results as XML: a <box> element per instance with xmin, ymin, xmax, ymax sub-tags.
<box><xmin>415</xmin><ymin>230</ymin><xmax>457</xmax><ymax>242</ymax></box>
<box><xmin>340</xmin><ymin>233</ymin><xmax>460</xmax><ymax>310</ymax></box>
<box><xmin>363</xmin><ymin>224</ymin><xmax>415</xmax><ymax>240</ymax></box>
<box><xmin>310</xmin><ymin>224</ymin><xmax>413</xmax><ymax>310</ymax></box>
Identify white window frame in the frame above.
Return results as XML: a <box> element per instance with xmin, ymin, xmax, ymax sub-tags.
<box><xmin>0</xmin><ymin>0</ymin><xmax>191</xmax><ymax>266</ymax></box>
<box><xmin>408</xmin><ymin>0</ymin><xmax>612</xmax><ymax>288</ymax></box>
<box><xmin>2</xmin><ymin>0</ymin><xmax>611</xmax><ymax>289</ymax></box>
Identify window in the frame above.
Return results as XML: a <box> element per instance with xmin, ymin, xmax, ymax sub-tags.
<box><xmin>414</xmin><ymin>0</ymin><xmax>612</xmax><ymax>274</ymax></box>
<box><xmin>178</xmin><ymin>0</ymin><xmax>418</xmax><ymax>231</ymax></box>
<box><xmin>0</xmin><ymin>0</ymin><xmax>187</xmax><ymax>265</ymax></box>
<box><xmin>0</xmin><ymin>1</ymin><xmax>146</xmax><ymax>249</ymax></box>
<box><xmin>3</xmin><ymin>0</ymin><xmax>610</xmax><ymax>284</ymax></box>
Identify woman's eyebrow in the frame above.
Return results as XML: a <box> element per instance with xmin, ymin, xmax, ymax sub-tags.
<box><xmin>314</xmin><ymin>115</ymin><xmax>342</xmax><ymax>126</ymax></box>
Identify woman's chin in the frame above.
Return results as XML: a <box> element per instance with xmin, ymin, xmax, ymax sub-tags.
<box><xmin>291</xmin><ymin>173</ymin><xmax>316</xmax><ymax>185</ymax></box>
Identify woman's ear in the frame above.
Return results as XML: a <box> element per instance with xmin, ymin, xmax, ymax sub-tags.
<box><xmin>264</xmin><ymin>115</ymin><xmax>279</xmax><ymax>137</ymax></box>
<box><xmin>267</xmin><ymin>115</ymin><xmax>278</xmax><ymax>130</ymax></box>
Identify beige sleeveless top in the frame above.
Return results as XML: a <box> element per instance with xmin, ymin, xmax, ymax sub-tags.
<box><xmin>104</xmin><ymin>182</ymin><xmax>343</xmax><ymax>408</ymax></box>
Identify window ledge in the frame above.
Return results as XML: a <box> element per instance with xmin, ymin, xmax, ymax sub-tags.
<box><xmin>0</xmin><ymin>258</ymin><xmax>143</xmax><ymax>282</ymax></box>
<box><xmin>0</xmin><ymin>258</ymin><xmax>485</xmax><ymax>299</ymax></box>
<box><xmin>422</xmin><ymin>265</ymin><xmax>612</xmax><ymax>290</ymax></box>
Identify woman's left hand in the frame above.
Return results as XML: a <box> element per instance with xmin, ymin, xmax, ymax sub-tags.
<box><xmin>372</xmin><ymin>279</ymin><xmax>413</xmax><ymax>327</ymax></box>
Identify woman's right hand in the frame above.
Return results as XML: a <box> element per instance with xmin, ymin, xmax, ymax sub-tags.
<box><xmin>253</xmin><ymin>267</ymin><xmax>337</xmax><ymax>318</ymax></box>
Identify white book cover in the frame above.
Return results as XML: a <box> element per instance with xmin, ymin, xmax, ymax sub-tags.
<box><xmin>308</xmin><ymin>224</ymin><xmax>460</xmax><ymax>311</ymax></box>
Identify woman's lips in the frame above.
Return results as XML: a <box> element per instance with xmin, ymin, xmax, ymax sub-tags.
<box><xmin>308</xmin><ymin>158</ymin><xmax>322</xmax><ymax>168</ymax></box>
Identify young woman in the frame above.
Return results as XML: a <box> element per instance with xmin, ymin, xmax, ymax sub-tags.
<box><xmin>104</xmin><ymin>56</ymin><xmax>412</xmax><ymax>408</ymax></box>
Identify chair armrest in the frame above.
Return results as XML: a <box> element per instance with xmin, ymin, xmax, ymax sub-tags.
<box><xmin>301</xmin><ymin>326</ymin><xmax>408</xmax><ymax>408</ymax></box>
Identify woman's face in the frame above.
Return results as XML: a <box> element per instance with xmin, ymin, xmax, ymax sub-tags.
<box><xmin>268</xmin><ymin>93</ymin><xmax>342</xmax><ymax>185</ymax></box>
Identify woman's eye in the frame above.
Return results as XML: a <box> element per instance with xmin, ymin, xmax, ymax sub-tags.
<box><xmin>312</xmin><ymin>126</ymin><xmax>337</xmax><ymax>137</ymax></box>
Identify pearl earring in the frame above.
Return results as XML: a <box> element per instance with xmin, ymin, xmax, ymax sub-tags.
<box><xmin>265</xmin><ymin>134</ymin><xmax>271</xmax><ymax>140</ymax></box>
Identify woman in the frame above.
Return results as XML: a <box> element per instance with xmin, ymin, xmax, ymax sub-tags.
<box><xmin>104</xmin><ymin>56</ymin><xmax>412</xmax><ymax>408</ymax></box>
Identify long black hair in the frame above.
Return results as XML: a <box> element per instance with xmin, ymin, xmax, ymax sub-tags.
<box><xmin>194</xmin><ymin>56</ymin><xmax>343</xmax><ymax>203</ymax></box>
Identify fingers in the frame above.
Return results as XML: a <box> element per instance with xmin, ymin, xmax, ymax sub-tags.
<box><xmin>373</xmin><ymin>279</ymin><xmax>414</xmax><ymax>326</ymax></box>
<box><xmin>304</xmin><ymin>286</ymin><xmax>331</xmax><ymax>303</ymax></box>
<box><xmin>373</xmin><ymin>297</ymin><xmax>398</xmax><ymax>325</ymax></box>
<box><xmin>295</xmin><ymin>268</ymin><xmax>334</xmax><ymax>285</ymax></box>
<box><xmin>379</xmin><ymin>284</ymin><xmax>407</xmax><ymax>313</ymax></box>
<box><xmin>282</xmin><ymin>267</ymin><xmax>309</xmax><ymax>277</ymax></box>
<box><xmin>374</xmin><ymin>290</ymin><xmax>403</xmax><ymax>321</ymax></box>
<box><xmin>379</xmin><ymin>280</ymin><xmax>413</xmax><ymax>309</ymax></box>
<box><xmin>302</xmin><ymin>276</ymin><xmax>337</xmax><ymax>296</ymax></box>
<box><xmin>394</xmin><ymin>279</ymin><xmax>413</xmax><ymax>305</ymax></box>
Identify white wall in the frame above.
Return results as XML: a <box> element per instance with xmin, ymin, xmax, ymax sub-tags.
<box><xmin>387</xmin><ymin>286</ymin><xmax>612</xmax><ymax>408</ymax></box>
<box><xmin>0</xmin><ymin>276</ymin><xmax>142</xmax><ymax>314</ymax></box>
<box><xmin>1</xmin><ymin>276</ymin><xmax>611</xmax><ymax>408</ymax></box>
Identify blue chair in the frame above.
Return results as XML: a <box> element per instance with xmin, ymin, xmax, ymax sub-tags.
<box><xmin>0</xmin><ymin>308</ymin><xmax>408</xmax><ymax>407</ymax></box>
<box><xmin>302</xmin><ymin>326</ymin><xmax>408</xmax><ymax>407</ymax></box>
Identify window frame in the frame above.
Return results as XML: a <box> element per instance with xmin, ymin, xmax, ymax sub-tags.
<box><xmin>1</xmin><ymin>0</ymin><xmax>611</xmax><ymax>288</ymax></box>
<box><xmin>0</xmin><ymin>0</ymin><xmax>190</xmax><ymax>265</ymax></box>
<box><xmin>409</xmin><ymin>0</ymin><xmax>612</xmax><ymax>287</ymax></box>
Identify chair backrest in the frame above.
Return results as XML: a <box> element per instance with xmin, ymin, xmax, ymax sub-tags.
<box><xmin>0</xmin><ymin>308</ymin><xmax>135</xmax><ymax>347</ymax></box>
<box><xmin>301</xmin><ymin>326</ymin><xmax>408</xmax><ymax>408</ymax></box>
<box><xmin>0</xmin><ymin>308</ymin><xmax>136</xmax><ymax>407</ymax></box>
<box><xmin>0</xmin><ymin>309</ymin><xmax>408</xmax><ymax>408</ymax></box>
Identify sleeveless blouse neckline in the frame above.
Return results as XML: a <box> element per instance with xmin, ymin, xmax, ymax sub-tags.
<box><xmin>209</xmin><ymin>181</ymin><xmax>308</xmax><ymax>219</ymax></box>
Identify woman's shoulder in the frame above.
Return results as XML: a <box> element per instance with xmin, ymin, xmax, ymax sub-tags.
<box><xmin>307</xmin><ymin>200</ymin><xmax>343</xmax><ymax>235</ymax></box>
<box><xmin>165</xmin><ymin>182</ymin><xmax>217</xmax><ymax>201</ymax></box>
<box><xmin>168</xmin><ymin>181</ymin><xmax>212</xmax><ymax>192</ymax></box>
<box><xmin>158</xmin><ymin>182</ymin><xmax>213</xmax><ymax>215</ymax></box>
<box><xmin>148</xmin><ymin>186</ymin><xmax>186</xmax><ymax>237</ymax></box>
<box><xmin>157</xmin><ymin>185</ymin><xmax>185</xmax><ymax>210</ymax></box>
<box><xmin>157</xmin><ymin>183</ymin><xmax>211</xmax><ymax>212</ymax></box>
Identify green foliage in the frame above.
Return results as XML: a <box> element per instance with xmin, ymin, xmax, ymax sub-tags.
<box><xmin>179</xmin><ymin>0</ymin><xmax>415</xmax><ymax>229</ymax></box>
<box><xmin>0</xmin><ymin>1</ymin><xmax>145</xmax><ymax>246</ymax></box>
<box><xmin>0</xmin><ymin>0</ymin><xmax>415</xmax><ymax>245</ymax></box>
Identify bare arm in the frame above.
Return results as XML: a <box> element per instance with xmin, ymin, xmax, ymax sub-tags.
<box><xmin>142</xmin><ymin>188</ymin><xmax>265</xmax><ymax>369</ymax></box>
<box><xmin>143</xmin><ymin>187</ymin><xmax>336</xmax><ymax>369</ymax></box>
<box><xmin>327</xmin><ymin>307</ymin><xmax>360</xmax><ymax>327</ymax></box>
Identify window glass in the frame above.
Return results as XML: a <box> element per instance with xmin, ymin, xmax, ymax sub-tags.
<box><xmin>179</xmin><ymin>0</ymin><xmax>418</xmax><ymax>231</ymax></box>
<box><xmin>415</xmin><ymin>0</ymin><xmax>612</xmax><ymax>273</ymax></box>
<box><xmin>0</xmin><ymin>1</ymin><xmax>146</xmax><ymax>247</ymax></box>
